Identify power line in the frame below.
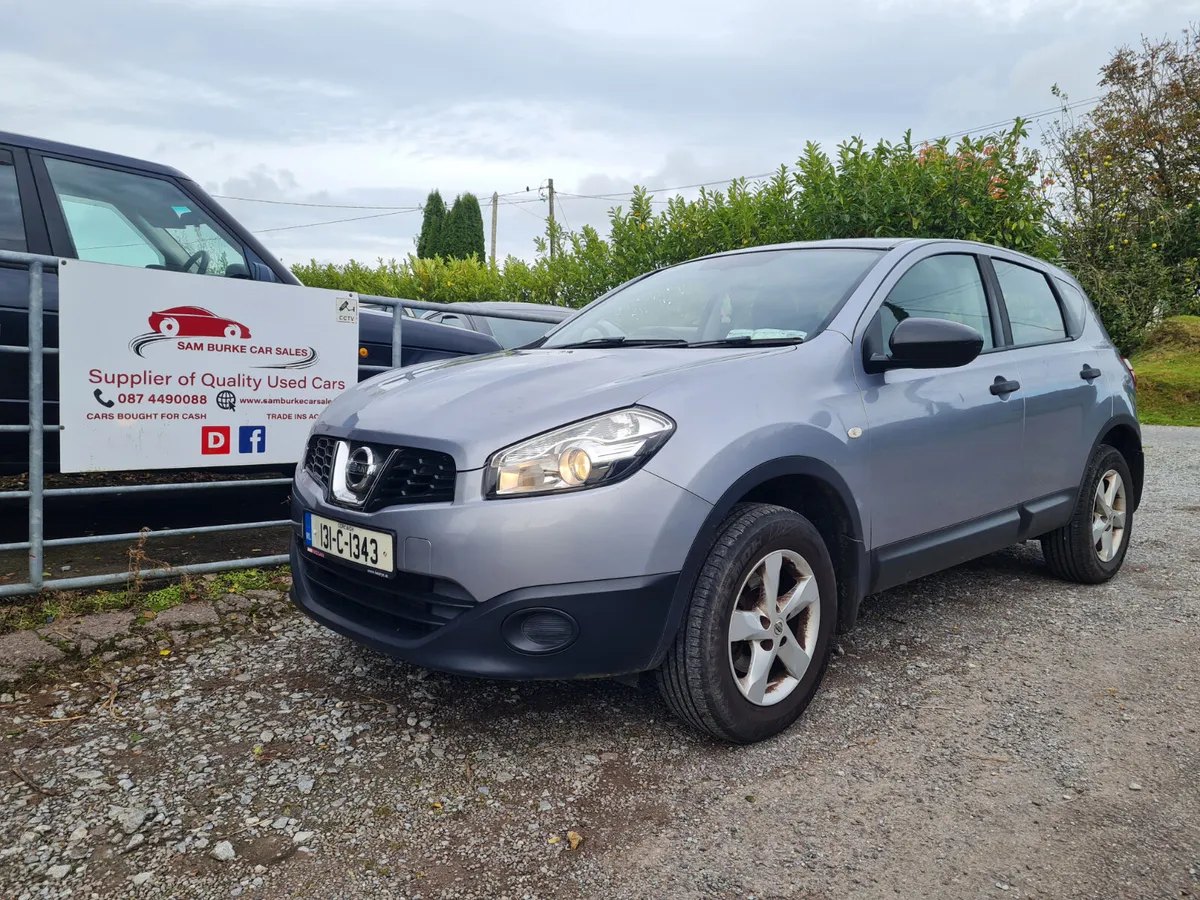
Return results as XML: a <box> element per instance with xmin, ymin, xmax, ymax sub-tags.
<box><xmin>560</xmin><ymin>176</ymin><xmax>775</xmax><ymax>202</ymax></box>
<box><xmin>217</xmin><ymin>187</ymin><xmax>540</xmax><ymax>211</ymax></box>
<box><xmin>923</xmin><ymin>96</ymin><xmax>1099</xmax><ymax>143</ymax></box>
<box><xmin>557</xmin><ymin>98</ymin><xmax>1103</xmax><ymax>205</ymax></box>
<box><xmin>556</xmin><ymin>194</ymin><xmax>570</xmax><ymax>232</ymax></box>
<box><xmin>254</xmin><ymin>207</ymin><xmax>420</xmax><ymax>234</ymax></box>
<box><xmin>503</xmin><ymin>197</ymin><xmax>545</xmax><ymax>220</ymax></box>
<box><xmin>244</xmin><ymin>97</ymin><xmax>1103</xmax><ymax>233</ymax></box>
<box><xmin>248</xmin><ymin>191</ymin><xmax>549</xmax><ymax>234</ymax></box>
<box><xmin>557</xmin><ymin>192</ymin><xmax>673</xmax><ymax>205</ymax></box>
<box><xmin>217</xmin><ymin>195</ymin><xmax>422</xmax><ymax>211</ymax></box>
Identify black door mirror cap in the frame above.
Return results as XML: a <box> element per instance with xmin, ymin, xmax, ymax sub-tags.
<box><xmin>866</xmin><ymin>317</ymin><xmax>985</xmax><ymax>373</ymax></box>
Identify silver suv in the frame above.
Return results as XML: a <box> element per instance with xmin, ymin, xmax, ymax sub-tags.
<box><xmin>290</xmin><ymin>238</ymin><xmax>1141</xmax><ymax>743</ymax></box>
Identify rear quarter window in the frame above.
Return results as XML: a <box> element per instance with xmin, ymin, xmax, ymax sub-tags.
<box><xmin>1053</xmin><ymin>278</ymin><xmax>1093</xmax><ymax>339</ymax></box>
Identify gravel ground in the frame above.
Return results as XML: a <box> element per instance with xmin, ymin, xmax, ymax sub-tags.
<box><xmin>1</xmin><ymin>425</ymin><xmax>1197</xmax><ymax>900</ymax></box>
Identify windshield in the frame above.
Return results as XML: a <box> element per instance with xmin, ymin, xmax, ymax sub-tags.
<box><xmin>541</xmin><ymin>248</ymin><xmax>884</xmax><ymax>349</ymax></box>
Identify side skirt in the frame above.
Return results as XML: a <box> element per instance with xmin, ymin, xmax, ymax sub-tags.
<box><xmin>869</xmin><ymin>489</ymin><xmax>1076</xmax><ymax>594</ymax></box>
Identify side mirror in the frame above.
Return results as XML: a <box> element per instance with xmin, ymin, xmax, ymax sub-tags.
<box><xmin>865</xmin><ymin>317</ymin><xmax>984</xmax><ymax>373</ymax></box>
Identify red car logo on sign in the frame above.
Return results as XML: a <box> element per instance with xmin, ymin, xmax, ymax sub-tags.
<box><xmin>148</xmin><ymin>306</ymin><xmax>252</xmax><ymax>340</ymax></box>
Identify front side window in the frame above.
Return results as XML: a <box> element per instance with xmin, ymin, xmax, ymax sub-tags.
<box><xmin>0</xmin><ymin>155</ymin><xmax>25</xmax><ymax>252</ymax></box>
<box><xmin>57</xmin><ymin>196</ymin><xmax>163</xmax><ymax>267</ymax></box>
<box><xmin>993</xmin><ymin>259</ymin><xmax>1067</xmax><ymax>345</ymax></box>
<box><xmin>541</xmin><ymin>249</ymin><xmax>884</xmax><ymax>348</ymax></box>
<box><xmin>44</xmin><ymin>157</ymin><xmax>249</xmax><ymax>277</ymax></box>
<box><xmin>880</xmin><ymin>254</ymin><xmax>995</xmax><ymax>351</ymax></box>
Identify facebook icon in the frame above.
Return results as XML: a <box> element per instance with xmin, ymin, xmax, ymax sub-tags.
<box><xmin>238</xmin><ymin>426</ymin><xmax>267</xmax><ymax>454</ymax></box>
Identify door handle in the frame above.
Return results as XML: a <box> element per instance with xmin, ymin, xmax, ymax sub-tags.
<box><xmin>1080</xmin><ymin>365</ymin><xmax>1102</xmax><ymax>381</ymax></box>
<box><xmin>990</xmin><ymin>376</ymin><xmax>1021</xmax><ymax>396</ymax></box>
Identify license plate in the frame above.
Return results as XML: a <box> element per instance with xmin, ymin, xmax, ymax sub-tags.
<box><xmin>303</xmin><ymin>512</ymin><xmax>395</xmax><ymax>574</ymax></box>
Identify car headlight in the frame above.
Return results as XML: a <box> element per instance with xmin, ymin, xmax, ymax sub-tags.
<box><xmin>486</xmin><ymin>407</ymin><xmax>675</xmax><ymax>498</ymax></box>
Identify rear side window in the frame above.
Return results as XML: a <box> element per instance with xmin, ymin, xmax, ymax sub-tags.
<box><xmin>1053</xmin><ymin>278</ymin><xmax>1091</xmax><ymax>339</ymax></box>
<box><xmin>0</xmin><ymin>153</ymin><xmax>26</xmax><ymax>252</ymax></box>
<box><xmin>993</xmin><ymin>259</ymin><xmax>1067</xmax><ymax>345</ymax></box>
<box><xmin>880</xmin><ymin>254</ymin><xmax>995</xmax><ymax>351</ymax></box>
<box><xmin>43</xmin><ymin>157</ymin><xmax>249</xmax><ymax>278</ymax></box>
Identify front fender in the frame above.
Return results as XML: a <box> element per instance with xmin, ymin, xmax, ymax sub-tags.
<box><xmin>634</xmin><ymin>333</ymin><xmax>872</xmax><ymax>667</ymax></box>
<box><xmin>642</xmin><ymin>420</ymin><xmax>871</xmax><ymax>667</ymax></box>
<box><xmin>643</xmin><ymin>450</ymin><xmax>871</xmax><ymax>670</ymax></box>
<box><xmin>647</xmin><ymin>420</ymin><xmax>869</xmax><ymax>532</ymax></box>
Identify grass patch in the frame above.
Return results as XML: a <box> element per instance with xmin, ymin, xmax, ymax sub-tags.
<box><xmin>1133</xmin><ymin>315</ymin><xmax>1200</xmax><ymax>427</ymax></box>
<box><xmin>0</xmin><ymin>565</ymin><xmax>291</xmax><ymax>635</ymax></box>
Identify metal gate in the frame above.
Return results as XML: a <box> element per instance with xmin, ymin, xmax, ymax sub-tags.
<box><xmin>0</xmin><ymin>248</ymin><xmax>564</xmax><ymax>598</ymax></box>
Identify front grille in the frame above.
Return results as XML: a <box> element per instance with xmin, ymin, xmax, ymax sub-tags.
<box><xmin>301</xmin><ymin>552</ymin><xmax>474</xmax><ymax>639</ymax></box>
<box><xmin>370</xmin><ymin>448</ymin><xmax>456</xmax><ymax>510</ymax></box>
<box><xmin>303</xmin><ymin>437</ymin><xmax>456</xmax><ymax>509</ymax></box>
<box><xmin>304</xmin><ymin>436</ymin><xmax>336</xmax><ymax>486</ymax></box>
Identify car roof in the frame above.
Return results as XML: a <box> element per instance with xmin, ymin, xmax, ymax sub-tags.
<box><xmin>468</xmin><ymin>301</ymin><xmax>573</xmax><ymax>318</ymax></box>
<box><xmin>0</xmin><ymin>130</ymin><xmax>188</xmax><ymax>179</ymax></box>
<box><xmin>722</xmin><ymin>237</ymin><xmax>915</xmax><ymax>252</ymax></box>
<box><xmin>687</xmin><ymin>237</ymin><xmax>1068</xmax><ymax>278</ymax></box>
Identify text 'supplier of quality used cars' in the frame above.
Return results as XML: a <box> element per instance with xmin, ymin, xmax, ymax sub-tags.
<box><xmin>289</xmin><ymin>237</ymin><xmax>1143</xmax><ymax>744</ymax></box>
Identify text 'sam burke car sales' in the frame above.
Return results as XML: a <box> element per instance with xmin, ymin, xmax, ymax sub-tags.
<box><xmin>58</xmin><ymin>260</ymin><xmax>359</xmax><ymax>473</ymax></box>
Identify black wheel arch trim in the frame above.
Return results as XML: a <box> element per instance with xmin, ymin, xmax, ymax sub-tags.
<box><xmin>1091</xmin><ymin>413</ymin><xmax>1143</xmax><ymax>512</ymax></box>
<box><xmin>647</xmin><ymin>456</ymin><xmax>869</xmax><ymax>670</ymax></box>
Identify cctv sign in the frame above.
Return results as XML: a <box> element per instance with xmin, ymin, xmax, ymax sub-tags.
<box><xmin>57</xmin><ymin>260</ymin><xmax>359</xmax><ymax>473</ymax></box>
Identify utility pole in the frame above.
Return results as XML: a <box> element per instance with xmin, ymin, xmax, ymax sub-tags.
<box><xmin>489</xmin><ymin>191</ymin><xmax>498</xmax><ymax>266</ymax></box>
<box><xmin>547</xmin><ymin>178</ymin><xmax>556</xmax><ymax>260</ymax></box>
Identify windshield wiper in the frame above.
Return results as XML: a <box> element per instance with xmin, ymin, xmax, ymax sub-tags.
<box><xmin>551</xmin><ymin>337</ymin><xmax>689</xmax><ymax>349</ymax></box>
<box><xmin>686</xmin><ymin>335</ymin><xmax>806</xmax><ymax>347</ymax></box>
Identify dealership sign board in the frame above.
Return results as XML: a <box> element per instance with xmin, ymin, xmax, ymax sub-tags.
<box><xmin>58</xmin><ymin>260</ymin><xmax>360</xmax><ymax>473</ymax></box>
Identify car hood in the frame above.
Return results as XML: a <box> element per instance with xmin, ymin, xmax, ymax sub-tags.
<box><xmin>316</xmin><ymin>344</ymin><xmax>795</xmax><ymax>470</ymax></box>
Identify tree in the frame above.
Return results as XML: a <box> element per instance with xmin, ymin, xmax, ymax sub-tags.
<box><xmin>441</xmin><ymin>193</ymin><xmax>487</xmax><ymax>261</ymax></box>
<box><xmin>416</xmin><ymin>190</ymin><xmax>447</xmax><ymax>259</ymax></box>
<box><xmin>1045</xmin><ymin>27</ymin><xmax>1200</xmax><ymax>351</ymax></box>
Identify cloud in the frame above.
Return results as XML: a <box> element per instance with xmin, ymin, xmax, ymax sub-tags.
<box><xmin>2</xmin><ymin>0</ymin><xmax>1197</xmax><ymax>267</ymax></box>
<box><xmin>215</xmin><ymin>167</ymin><xmax>302</xmax><ymax>201</ymax></box>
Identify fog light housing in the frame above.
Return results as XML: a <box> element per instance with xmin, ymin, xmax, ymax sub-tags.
<box><xmin>502</xmin><ymin>608</ymin><xmax>578</xmax><ymax>654</ymax></box>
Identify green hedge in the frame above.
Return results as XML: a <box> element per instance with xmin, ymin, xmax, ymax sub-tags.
<box><xmin>293</xmin><ymin>124</ymin><xmax>1054</xmax><ymax>308</ymax></box>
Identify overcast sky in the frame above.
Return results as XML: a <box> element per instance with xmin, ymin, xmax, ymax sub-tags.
<box><xmin>3</xmin><ymin>0</ymin><xmax>1196</xmax><ymax>268</ymax></box>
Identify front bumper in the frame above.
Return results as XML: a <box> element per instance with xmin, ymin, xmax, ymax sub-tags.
<box><xmin>291</xmin><ymin>539</ymin><xmax>679</xmax><ymax>678</ymax></box>
<box><xmin>288</xmin><ymin>465</ymin><xmax>711</xmax><ymax>679</ymax></box>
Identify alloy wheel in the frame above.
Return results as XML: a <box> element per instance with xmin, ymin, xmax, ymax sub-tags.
<box><xmin>1092</xmin><ymin>469</ymin><xmax>1127</xmax><ymax>563</ymax></box>
<box><xmin>727</xmin><ymin>549</ymin><xmax>821</xmax><ymax>706</ymax></box>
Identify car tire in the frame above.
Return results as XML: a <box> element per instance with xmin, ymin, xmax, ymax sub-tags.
<box><xmin>1041</xmin><ymin>444</ymin><xmax>1134</xmax><ymax>584</ymax></box>
<box><xmin>224</xmin><ymin>324</ymin><xmax>243</xmax><ymax>339</ymax></box>
<box><xmin>158</xmin><ymin>317</ymin><xmax>179</xmax><ymax>336</ymax></box>
<box><xmin>656</xmin><ymin>503</ymin><xmax>837</xmax><ymax>744</ymax></box>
